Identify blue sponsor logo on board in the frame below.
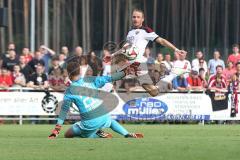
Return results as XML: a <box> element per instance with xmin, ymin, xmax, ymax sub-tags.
<box><xmin>123</xmin><ymin>97</ymin><xmax>168</xmax><ymax>119</ymax></box>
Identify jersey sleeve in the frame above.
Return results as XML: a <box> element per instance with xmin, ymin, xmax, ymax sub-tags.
<box><xmin>144</xmin><ymin>32</ymin><xmax>159</xmax><ymax>41</ymax></box>
<box><xmin>143</xmin><ymin>27</ymin><xmax>159</xmax><ymax>41</ymax></box>
<box><xmin>57</xmin><ymin>94</ymin><xmax>73</xmax><ymax>125</ymax></box>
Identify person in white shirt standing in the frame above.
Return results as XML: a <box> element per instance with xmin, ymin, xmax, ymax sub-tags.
<box><xmin>119</xmin><ymin>9</ymin><xmax>186</xmax><ymax>96</ymax></box>
<box><xmin>191</xmin><ymin>51</ymin><xmax>207</xmax><ymax>74</ymax></box>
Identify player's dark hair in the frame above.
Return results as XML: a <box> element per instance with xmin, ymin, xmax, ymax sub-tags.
<box><xmin>67</xmin><ymin>61</ymin><xmax>80</xmax><ymax>79</ymax></box>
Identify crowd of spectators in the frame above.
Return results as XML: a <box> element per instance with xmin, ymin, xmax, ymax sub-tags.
<box><xmin>146</xmin><ymin>44</ymin><xmax>240</xmax><ymax>93</ymax></box>
<box><xmin>0</xmin><ymin>42</ymin><xmax>240</xmax><ymax>93</ymax></box>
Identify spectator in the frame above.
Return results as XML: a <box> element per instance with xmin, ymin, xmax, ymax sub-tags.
<box><xmin>48</xmin><ymin>68</ymin><xmax>66</xmax><ymax>91</ymax></box>
<box><xmin>28</xmin><ymin>51</ymin><xmax>45</xmax><ymax>72</ymax></box>
<box><xmin>155</xmin><ymin>63</ymin><xmax>172</xmax><ymax>92</ymax></box>
<box><xmin>1</xmin><ymin>42</ymin><xmax>16</xmax><ymax>58</ymax></box>
<box><xmin>102</xmin><ymin>49</ymin><xmax>112</xmax><ymax>76</ymax></box>
<box><xmin>155</xmin><ymin>53</ymin><xmax>163</xmax><ymax>64</ymax></box>
<box><xmin>208</xmin><ymin>65</ymin><xmax>227</xmax><ymax>91</ymax></box>
<box><xmin>198</xmin><ymin>58</ymin><xmax>208</xmax><ymax>76</ymax></box>
<box><xmin>173</xmin><ymin>51</ymin><xmax>180</xmax><ymax>62</ymax></box>
<box><xmin>0</xmin><ymin>43</ymin><xmax>16</xmax><ymax>67</ymax></box>
<box><xmin>19</xmin><ymin>55</ymin><xmax>34</xmax><ymax>82</ymax></box>
<box><xmin>2</xmin><ymin>50</ymin><xmax>19</xmax><ymax>71</ymax></box>
<box><xmin>0</xmin><ymin>68</ymin><xmax>13</xmax><ymax>89</ymax></box>
<box><xmin>191</xmin><ymin>51</ymin><xmax>207</xmax><ymax>70</ymax></box>
<box><xmin>223</xmin><ymin>61</ymin><xmax>236</xmax><ymax>85</ymax></box>
<box><xmin>75</xmin><ymin>46</ymin><xmax>83</xmax><ymax>57</ymax></box>
<box><xmin>208</xmin><ymin>51</ymin><xmax>225</xmax><ymax>75</ymax></box>
<box><xmin>144</xmin><ymin>47</ymin><xmax>155</xmax><ymax>65</ymax></box>
<box><xmin>199</xmin><ymin>68</ymin><xmax>208</xmax><ymax>88</ymax></box>
<box><xmin>187</xmin><ymin>68</ymin><xmax>203</xmax><ymax>90</ymax></box>
<box><xmin>152</xmin><ymin>70</ymin><xmax>160</xmax><ymax>84</ymax></box>
<box><xmin>61</xmin><ymin>46</ymin><xmax>69</xmax><ymax>58</ymax></box>
<box><xmin>80</xmin><ymin>56</ymin><xmax>90</xmax><ymax>78</ymax></box>
<box><xmin>229</xmin><ymin>74</ymin><xmax>240</xmax><ymax>91</ymax></box>
<box><xmin>162</xmin><ymin>53</ymin><xmax>173</xmax><ymax>71</ymax></box>
<box><xmin>64</xmin><ymin>46</ymin><xmax>82</xmax><ymax>65</ymax></box>
<box><xmin>27</xmin><ymin>64</ymin><xmax>49</xmax><ymax>89</ymax></box>
<box><xmin>87</xmin><ymin>51</ymin><xmax>102</xmax><ymax>76</ymax></box>
<box><xmin>48</xmin><ymin>56</ymin><xmax>62</xmax><ymax>75</ymax></box>
<box><xmin>227</xmin><ymin>44</ymin><xmax>240</xmax><ymax>66</ymax></box>
<box><xmin>172</xmin><ymin>74</ymin><xmax>189</xmax><ymax>91</ymax></box>
<box><xmin>157</xmin><ymin>62</ymin><xmax>171</xmax><ymax>77</ymax></box>
<box><xmin>39</xmin><ymin>45</ymin><xmax>56</xmax><ymax>73</ymax></box>
<box><xmin>58</xmin><ymin>53</ymin><xmax>66</xmax><ymax>68</ymax></box>
<box><xmin>154</xmin><ymin>53</ymin><xmax>163</xmax><ymax>73</ymax></box>
<box><xmin>22</xmin><ymin>47</ymin><xmax>33</xmax><ymax>63</ymax></box>
<box><xmin>173</xmin><ymin>52</ymin><xmax>191</xmax><ymax>77</ymax></box>
<box><xmin>7</xmin><ymin>43</ymin><xmax>16</xmax><ymax>51</ymax></box>
<box><xmin>235</xmin><ymin>62</ymin><xmax>240</xmax><ymax>80</ymax></box>
<box><xmin>12</xmin><ymin>64</ymin><xmax>26</xmax><ymax>87</ymax></box>
<box><xmin>85</xmin><ymin>65</ymin><xmax>94</xmax><ymax>76</ymax></box>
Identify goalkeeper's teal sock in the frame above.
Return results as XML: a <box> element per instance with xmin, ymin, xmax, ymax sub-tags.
<box><xmin>110</xmin><ymin>120</ymin><xmax>129</xmax><ymax>136</ymax></box>
<box><xmin>89</xmin><ymin>133</ymin><xmax>100</xmax><ymax>138</ymax></box>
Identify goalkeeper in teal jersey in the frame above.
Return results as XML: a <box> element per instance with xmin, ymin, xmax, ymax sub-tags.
<box><xmin>48</xmin><ymin>61</ymin><xmax>143</xmax><ymax>139</ymax></box>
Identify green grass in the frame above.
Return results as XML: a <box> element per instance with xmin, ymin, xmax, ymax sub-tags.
<box><xmin>0</xmin><ymin>124</ymin><xmax>240</xmax><ymax>160</ymax></box>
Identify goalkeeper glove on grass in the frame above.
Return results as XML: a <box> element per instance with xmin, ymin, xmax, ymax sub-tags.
<box><xmin>48</xmin><ymin>124</ymin><xmax>62</xmax><ymax>139</ymax></box>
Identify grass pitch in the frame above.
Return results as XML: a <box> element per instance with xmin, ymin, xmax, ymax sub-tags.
<box><xmin>0</xmin><ymin>124</ymin><xmax>240</xmax><ymax>160</ymax></box>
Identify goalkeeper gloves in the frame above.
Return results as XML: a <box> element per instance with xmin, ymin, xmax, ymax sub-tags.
<box><xmin>48</xmin><ymin>124</ymin><xmax>62</xmax><ymax>139</ymax></box>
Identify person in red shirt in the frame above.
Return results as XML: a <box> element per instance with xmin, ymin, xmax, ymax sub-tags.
<box><xmin>223</xmin><ymin>61</ymin><xmax>236</xmax><ymax>85</ymax></box>
<box><xmin>208</xmin><ymin>65</ymin><xmax>227</xmax><ymax>91</ymax></box>
<box><xmin>22</xmin><ymin>47</ymin><xmax>33</xmax><ymax>63</ymax></box>
<box><xmin>0</xmin><ymin>68</ymin><xmax>13</xmax><ymax>89</ymax></box>
<box><xmin>187</xmin><ymin>68</ymin><xmax>203</xmax><ymax>90</ymax></box>
<box><xmin>227</xmin><ymin>44</ymin><xmax>240</xmax><ymax>66</ymax></box>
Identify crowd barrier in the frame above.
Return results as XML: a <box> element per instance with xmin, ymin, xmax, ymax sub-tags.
<box><xmin>0</xmin><ymin>87</ymin><xmax>239</xmax><ymax>124</ymax></box>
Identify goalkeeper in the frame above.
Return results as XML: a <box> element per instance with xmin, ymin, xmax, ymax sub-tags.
<box><xmin>48</xmin><ymin>61</ymin><xmax>143</xmax><ymax>139</ymax></box>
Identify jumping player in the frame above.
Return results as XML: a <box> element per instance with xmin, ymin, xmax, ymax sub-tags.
<box><xmin>108</xmin><ymin>9</ymin><xmax>187</xmax><ymax>96</ymax></box>
<box><xmin>48</xmin><ymin>61</ymin><xmax>143</xmax><ymax>138</ymax></box>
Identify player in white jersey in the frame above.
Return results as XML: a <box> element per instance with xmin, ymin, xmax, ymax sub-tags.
<box><xmin>122</xmin><ymin>9</ymin><xmax>187</xmax><ymax>96</ymax></box>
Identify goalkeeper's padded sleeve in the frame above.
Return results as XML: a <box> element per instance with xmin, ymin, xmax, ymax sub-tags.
<box><xmin>57</xmin><ymin>99</ymin><xmax>72</xmax><ymax>125</ymax></box>
<box><xmin>94</xmin><ymin>71</ymin><xmax>125</xmax><ymax>88</ymax></box>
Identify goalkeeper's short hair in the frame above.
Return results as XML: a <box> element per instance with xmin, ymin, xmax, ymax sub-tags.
<box><xmin>67</xmin><ymin>61</ymin><xmax>80</xmax><ymax>79</ymax></box>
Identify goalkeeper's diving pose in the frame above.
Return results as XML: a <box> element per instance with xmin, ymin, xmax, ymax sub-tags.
<box><xmin>48</xmin><ymin>61</ymin><xmax>143</xmax><ymax>139</ymax></box>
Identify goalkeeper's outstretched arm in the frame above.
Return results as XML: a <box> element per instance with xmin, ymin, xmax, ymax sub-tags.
<box><xmin>48</xmin><ymin>98</ymin><xmax>72</xmax><ymax>139</ymax></box>
<box><xmin>94</xmin><ymin>71</ymin><xmax>126</xmax><ymax>88</ymax></box>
